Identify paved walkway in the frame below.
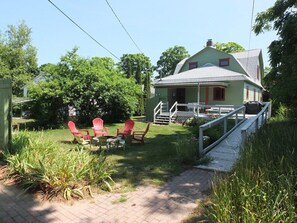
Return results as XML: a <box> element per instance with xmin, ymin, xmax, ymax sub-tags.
<box><xmin>0</xmin><ymin>169</ymin><xmax>214</xmax><ymax>223</ymax></box>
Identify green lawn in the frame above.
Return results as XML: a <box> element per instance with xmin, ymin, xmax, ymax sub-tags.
<box><xmin>21</xmin><ymin>118</ymin><xmax>192</xmax><ymax>192</ymax></box>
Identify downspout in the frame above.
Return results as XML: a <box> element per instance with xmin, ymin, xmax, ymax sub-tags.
<box><xmin>197</xmin><ymin>83</ymin><xmax>200</xmax><ymax>116</ymax></box>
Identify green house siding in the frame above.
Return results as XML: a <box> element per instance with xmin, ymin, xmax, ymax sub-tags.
<box><xmin>155</xmin><ymin>87</ymin><xmax>168</xmax><ymax>101</ymax></box>
<box><xmin>154</xmin><ymin>82</ymin><xmax>243</xmax><ymax>106</ymax></box>
<box><xmin>146</xmin><ymin>96</ymin><xmax>159</xmax><ymax>122</ymax></box>
<box><xmin>0</xmin><ymin>79</ymin><xmax>12</xmax><ymax>151</ymax></box>
<box><xmin>185</xmin><ymin>87</ymin><xmax>206</xmax><ymax>103</ymax></box>
<box><xmin>208</xmin><ymin>81</ymin><xmax>244</xmax><ymax>106</ymax></box>
<box><xmin>180</xmin><ymin>47</ymin><xmax>247</xmax><ymax>75</ymax></box>
<box><xmin>243</xmin><ymin>82</ymin><xmax>262</xmax><ymax>102</ymax></box>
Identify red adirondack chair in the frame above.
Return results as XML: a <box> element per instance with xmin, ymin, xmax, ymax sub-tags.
<box><xmin>92</xmin><ymin>118</ymin><xmax>108</xmax><ymax>137</ymax></box>
<box><xmin>132</xmin><ymin>123</ymin><xmax>150</xmax><ymax>144</ymax></box>
<box><xmin>116</xmin><ymin>119</ymin><xmax>135</xmax><ymax>137</ymax></box>
<box><xmin>67</xmin><ymin>121</ymin><xmax>90</xmax><ymax>142</ymax></box>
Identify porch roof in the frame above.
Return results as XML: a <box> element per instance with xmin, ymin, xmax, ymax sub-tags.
<box><xmin>154</xmin><ymin>65</ymin><xmax>258</xmax><ymax>87</ymax></box>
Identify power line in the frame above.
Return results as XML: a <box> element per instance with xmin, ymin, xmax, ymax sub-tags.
<box><xmin>47</xmin><ymin>0</ymin><xmax>120</xmax><ymax>60</ymax></box>
<box><xmin>246</xmin><ymin>0</ymin><xmax>256</xmax><ymax>69</ymax></box>
<box><xmin>105</xmin><ymin>0</ymin><xmax>143</xmax><ymax>54</ymax></box>
<box><xmin>248</xmin><ymin>0</ymin><xmax>256</xmax><ymax>51</ymax></box>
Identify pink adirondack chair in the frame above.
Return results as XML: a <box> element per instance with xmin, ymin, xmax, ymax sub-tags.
<box><xmin>67</xmin><ymin>121</ymin><xmax>90</xmax><ymax>142</ymax></box>
<box><xmin>116</xmin><ymin>119</ymin><xmax>135</xmax><ymax>137</ymax></box>
<box><xmin>132</xmin><ymin>123</ymin><xmax>150</xmax><ymax>144</ymax></box>
<box><xmin>92</xmin><ymin>118</ymin><xmax>108</xmax><ymax>137</ymax></box>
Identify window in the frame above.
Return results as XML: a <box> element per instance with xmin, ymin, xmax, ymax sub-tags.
<box><xmin>189</xmin><ymin>62</ymin><xmax>198</xmax><ymax>70</ymax></box>
<box><xmin>258</xmin><ymin>90</ymin><xmax>260</xmax><ymax>101</ymax></box>
<box><xmin>246</xmin><ymin>86</ymin><xmax>249</xmax><ymax>100</ymax></box>
<box><xmin>213</xmin><ymin>87</ymin><xmax>225</xmax><ymax>101</ymax></box>
<box><xmin>254</xmin><ymin>88</ymin><xmax>256</xmax><ymax>101</ymax></box>
<box><xmin>219</xmin><ymin>58</ymin><xmax>230</xmax><ymax>67</ymax></box>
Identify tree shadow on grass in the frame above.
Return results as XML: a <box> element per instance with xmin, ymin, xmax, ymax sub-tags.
<box><xmin>107</xmin><ymin>129</ymin><xmax>192</xmax><ymax>189</ymax></box>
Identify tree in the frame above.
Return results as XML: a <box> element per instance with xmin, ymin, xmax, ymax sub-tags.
<box><xmin>0</xmin><ymin>21</ymin><xmax>38</xmax><ymax>96</ymax></box>
<box><xmin>155</xmin><ymin>46</ymin><xmax>189</xmax><ymax>78</ymax></box>
<box><xmin>214</xmin><ymin>42</ymin><xmax>245</xmax><ymax>53</ymax></box>
<box><xmin>254</xmin><ymin>0</ymin><xmax>297</xmax><ymax>118</ymax></box>
<box><xmin>118</xmin><ymin>53</ymin><xmax>153</xmax><ymax>83</ymax></box>
<box><xmin>118</xmin><ymin>53</ymin><xmax>153</xmax><ymax>115</ymax></box>
<box><xmin>29</xmin><ymin>48</ymin><xmax>141</xmax><ymax>126</ymax></box>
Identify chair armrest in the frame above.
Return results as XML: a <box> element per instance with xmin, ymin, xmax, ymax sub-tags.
<box><xmin>133</xmin><ymin>131</ymin><xmax>144</xmax><ymax>136</ymax></box>
<box><xmin>133</xmin><ymin>130</ymin><xmax>144</xmax><ymax>134</ymax></box>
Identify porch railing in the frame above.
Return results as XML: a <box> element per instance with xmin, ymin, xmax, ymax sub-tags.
<box><xmin>153</xmin><ymin>101</ymin><xmax>169</xmax><ymax>123</ymax></box>
<box><xmin>198</xmin><ymin>106</ymin><xmax>246</xmax><ymax>155</ymax></box>
<box><xmin>241</xmin><ymin>102</ymin><xmax>271</xmax><ymax>144</ymax></box>
<box><xmin>169</xmin><ymin>101</ymin><xmax>178</xmax><ymax>124</ymax></box>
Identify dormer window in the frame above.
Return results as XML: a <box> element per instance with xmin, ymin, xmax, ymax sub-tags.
<box><xmin>189</xmin><ymin>62</ymin><xmax>198</xmax><ymax>70</ymax></box>
<box><xmin>219</xmin><ymin>58</ymin><xmax>230</xmax><ymax>67</ymax></box>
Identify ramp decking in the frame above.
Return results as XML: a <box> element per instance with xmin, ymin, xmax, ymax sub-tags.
<box><xmin>196</xmin><ymin>115</ymin><xmax>261</xmax><ymax>172</ymax></box>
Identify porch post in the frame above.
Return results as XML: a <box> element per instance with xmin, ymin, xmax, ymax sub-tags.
<box><xmin>197</xmin><ymin>83</ymin><xmax>200</xmax><ymax>116</ymax></box>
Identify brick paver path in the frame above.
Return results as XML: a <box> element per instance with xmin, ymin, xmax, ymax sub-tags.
<box><xmin>0</xmin><ymin>169</ymin><xmax>213</xmax><ymax>223</ymax></box>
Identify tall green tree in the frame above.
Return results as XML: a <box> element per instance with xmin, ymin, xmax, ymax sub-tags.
<box><xmin>214</xmin><ymin>42</ymin><xmax>245</xmax><ymax>53</ymax></box>
<box><xmin>155</xmin><ymin>46</ymin><xmax>189</xmax><ymax>78</ymax></box>
<box><xmin>0</xmin><ymin>21</ymin><xmax>38</xmax><ymax>96</ymax></box>
<box><xmin>254</xmin><ymin>0</ymin><xmax>297</xmax><ymax>117</ymax></box>
<box><xmin>118</xmin><ymin>53</ymin><xmax>153</xmax><ymax>115</ymax></box>
<box><xmin>118</xmin><ymin>53</ymin><xmax>152</xmax><ymax>83</ymax></box>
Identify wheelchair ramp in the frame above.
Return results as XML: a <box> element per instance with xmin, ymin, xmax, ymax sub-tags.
<box><xmin>196</xmin><ymin>115</ymin><xmax>258</xmax><ymax>172</ymax></box>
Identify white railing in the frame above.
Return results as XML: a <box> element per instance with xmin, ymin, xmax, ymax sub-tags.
<box><xmin>153</xmin><ymin>101</ymin><xmax>169</xmax><ymax>123</ymax></box>
<box><xmin>241</xmin><ymin>102</ymin><xmax>271</xmax><ymax>144</ymax></box>
<box><xmin>162</xmin><ymin>101</ymin><xmax>169</xmax><ymax>113</ymax></box>
<box><xmin>175</xmin><ymin>103</ymin><xmax>238</xmax><ymax>116</ymax></box>
<box><xmin>169</xmin><ymin>101</ymin><xmax>178</xmax><ymax>124</ymax></box>
<box><xmin>153</xmin><ymin>101</ymin><xmax>162</xmax><ymax>123</ymax></box>
<box><xmin>198</xmin><ymin>106</ymin><xmax>246</xmax><ymax>155</ymax></box>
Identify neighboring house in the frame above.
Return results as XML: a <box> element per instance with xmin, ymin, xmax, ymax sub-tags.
<box><xmin>23</xmin><ymin>72</ymin><xmax>48</xmax><ymax>97</ymax></box>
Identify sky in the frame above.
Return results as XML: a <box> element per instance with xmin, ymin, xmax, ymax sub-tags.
<box><xmin>0</xmin><ymin>0</ymin><xmax>277</xmax><ymax>68</ymax></box>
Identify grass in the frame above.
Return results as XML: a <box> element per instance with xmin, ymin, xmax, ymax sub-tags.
<box><xmin>6</xmin><ymin>117</ymin><xmax>195</xmax><ymax>197</ymax></box>
<box><xmin>206</xmin><ymin>117</ymin><xmax>297</xmax><ymax>222</ymax></box>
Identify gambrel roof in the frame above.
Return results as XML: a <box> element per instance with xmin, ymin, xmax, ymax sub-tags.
<box><xmin>231</xmin><ymin>49</ymin><xmax>263</xmax><ymax>82</ymax></box>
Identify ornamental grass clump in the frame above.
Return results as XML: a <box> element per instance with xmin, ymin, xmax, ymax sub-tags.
<box><xmin>207</xmin><ymin>117</ymin><xmax>297</xmax><ymax>222</ymax></box>
<box><xmin>5</xmin><ymin>131</ymin><xmax>114</xmax><ymax>200</ymax></box>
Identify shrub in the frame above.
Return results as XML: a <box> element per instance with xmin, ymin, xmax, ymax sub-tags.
<box><xmin>174</xmin><ymin>136</ymin><xmax>200</xmax><ymax>165</ymax></box>
<box><xmin>183</xmin><ymin>117</ymin><xmax>209</xmax><ymax>127</ymax></box>
<box><xmin>5</xmin><ymin>131</ymin><xmax>114</xmax><ymax>200</ymax></box>
<box><xmin>204</xmin><ymin>127</ymin><xmax>221</xmax><ymax>143</ymax></box>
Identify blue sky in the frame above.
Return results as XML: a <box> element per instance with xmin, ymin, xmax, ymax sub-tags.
<box><xmin>0</xmin><ymin>0</ymin><xmax>277</xmax><ymax>67</ymax></box>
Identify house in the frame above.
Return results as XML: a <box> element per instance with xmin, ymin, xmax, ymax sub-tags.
<box><xmin>146</xmin><ymin>40</ymin><xmax>264</xmax><ymax>122</ymax></box>
<box><xmin>23</xmin><ymin>72</ymin><xmax>48</xmax><ymax>97</ymax></box>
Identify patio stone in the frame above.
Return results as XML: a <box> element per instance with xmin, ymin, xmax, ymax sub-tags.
<box><xmin>0</xmin><ymin>169</ymin><xmax>213</xmax><ymax>223</ymax></box>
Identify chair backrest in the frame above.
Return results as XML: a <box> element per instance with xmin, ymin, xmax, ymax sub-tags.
<box><xmin>124</xmin><ymin>119</ymin><xmax>135</xmax><ymax>132</ymax></box>
<box><xmin>92</xmin><ymin>118</ymin><xmax>104</xmax><ymax>130</ymax></box>
<box><xmin>68</xmin><ymin>121</ymin><xmax>79</xmax><ymax>134</ymax></box>
<box><xmin>143</xmin><ymin>123</ymin><xmax>150</xmax><ymax>136</ymax></box>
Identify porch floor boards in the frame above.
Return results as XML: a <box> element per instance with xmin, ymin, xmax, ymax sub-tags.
<box><xmin>196</xmin><ymin>115</ymin><xmax>258</xmax><ymax>172</ymax></box>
